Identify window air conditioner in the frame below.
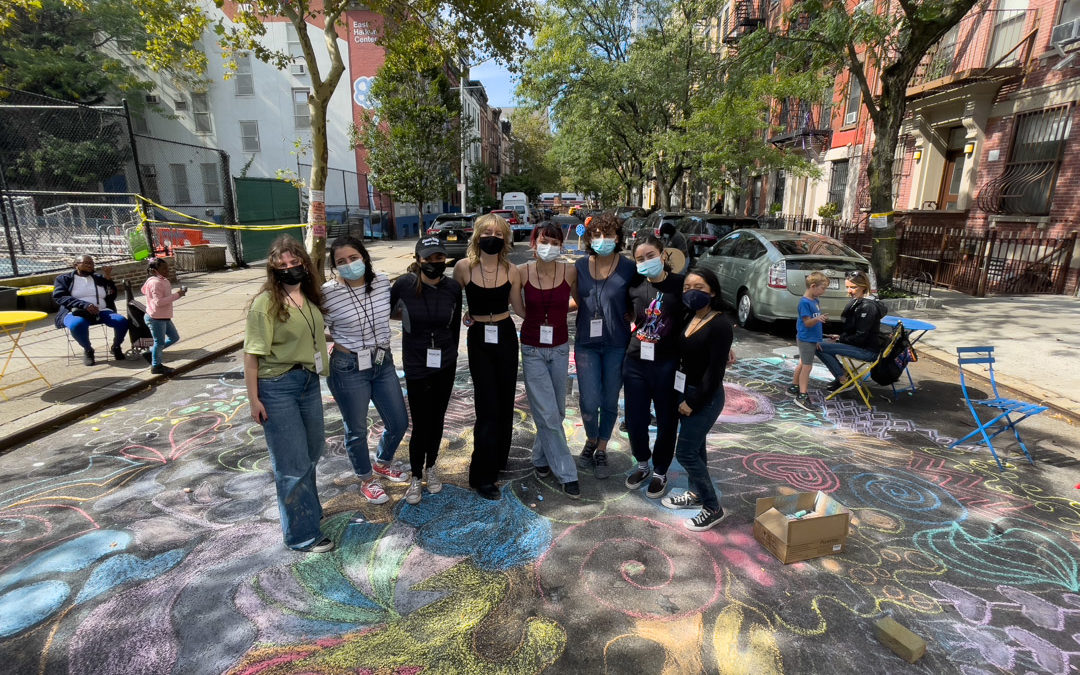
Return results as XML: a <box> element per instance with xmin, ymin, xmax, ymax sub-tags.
<box><xmin>290</xmin><ymin>63</ymin><xmax>307</xmax><ymax>75</ymax></box>
<box><xmin>174</xmin><ymin>99</ymin><xmax>188</xmax><ymax>111</ymax></box>
<box><xmin>844</xmin><ymin>111</ymin><xmax>858</xmax><ymax>126</ymax></box>
<box><xmin>1050</xmin><ymin>18</ymin><xmax>1080</xmax><ymax>48</ymax></box>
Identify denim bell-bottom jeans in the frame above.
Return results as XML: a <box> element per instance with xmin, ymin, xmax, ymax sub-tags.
<box><xmin>326</xmin><ymin>348</ymin><xmax>408</xmax><ymax>478</ymax></box>
<box><xmin>522</xmin><ymin>343</ymin><xmax>578</xmax><ymax>484</ymax></box>
<box><xmin>258</xmin><ymin>366</ymin><xmax>327</xmax><ymax>550</ymax></box>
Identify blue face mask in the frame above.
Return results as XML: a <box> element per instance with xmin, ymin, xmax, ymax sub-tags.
<box><xmin>591</xmin><ymin>238</ymin><xmax>616</xmax><ymax>256</ymax></box>
<box><xmin>636</xmin><ymin>257</ymin><xmax>664</xmax><ymax>278</ymax></box>
<box><xmin>682</xmin><ymin>289</ymin><xmax>711</xmax><ymax>311</ymax></box>
<box><xmin>338</xmin><ymin>258</ymin><xmax>366</xmax><ymax>280</ymax></box>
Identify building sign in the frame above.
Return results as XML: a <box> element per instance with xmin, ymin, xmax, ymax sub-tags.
<box><xmin>352</xmin><ymin>20</ymin><xmax>378</xmax><ymax>44</ymax></box>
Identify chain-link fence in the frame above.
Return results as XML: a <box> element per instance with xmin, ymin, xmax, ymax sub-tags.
<box><xmin>0</xmin><ymin>86</ymin><xmax>140</xmax><ymax>277</ymax></box>
<box><xmin>297</xmin><ymin>162</ymin><xmax>391</xmax><ymax>239</ymax></box>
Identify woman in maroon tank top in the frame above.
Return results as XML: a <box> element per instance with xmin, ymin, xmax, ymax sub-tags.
<box><xmin>516</xmin><ymin>223</ymin><xmax>581</xmax><ymax>498</ymax></box>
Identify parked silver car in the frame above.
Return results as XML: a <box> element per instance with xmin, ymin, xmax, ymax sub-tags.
<box><xmin>695</xmin><ymin>229</ymin><xmax>873</xmax><ymax>327</ymax></box>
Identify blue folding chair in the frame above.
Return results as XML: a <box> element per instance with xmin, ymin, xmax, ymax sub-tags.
<box><xmin>949</xmin><ymin>346</ymin><xmax>1047</xmax><ymax>472</ymax></box>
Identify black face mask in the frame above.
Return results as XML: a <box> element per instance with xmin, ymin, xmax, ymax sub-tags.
<box><xmin>273</xmin><ymin>265</ymin><xmax>308</xmax><ymax>286</ymax></box>
<box><xmin>420</xmin><ymin>261</ymin><xmax>447</xmax><ymax>279</ymax></box>
<box><xmin>479</xmin><ymin>236</ymin><xmax>504</xmax><ymax>255</ymax></box>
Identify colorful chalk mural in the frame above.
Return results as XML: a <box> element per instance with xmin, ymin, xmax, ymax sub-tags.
<box><xmin>1</xmin><ymin>339</ymin><xmax>1079</xmax><ymax>673</ymax></box>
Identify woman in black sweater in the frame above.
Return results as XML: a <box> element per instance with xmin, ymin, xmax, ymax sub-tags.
<box><xmin>661</xmin><ymin>267</ymin><xmax>735</xmax><ymax>532</ymax></box>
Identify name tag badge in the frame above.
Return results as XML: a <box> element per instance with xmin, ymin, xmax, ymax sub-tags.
<box><xmin>674</xmin><ymin>370</ymin><xmax>686</xmax><ymax>393</ymax></box>
<box><xmin>640</xmin><ymin>341</ymin><xmax>655</xmax><ymax>361</ymax></box>
<box><xmin>485</xmin><ymin>324</ymin><xmax>499</xmax><ymax>344</ymax></box>
<box><xmin>540</xmin><ymin>325</ymin><xmax>554</xmax><ymax>344</ymax></box>
<box><xmin>313</xmin><ymin>351</ymin><xmax>324</xmax><ymax>373</ymax></box>
<box><xmin>426</xmin><ymin>348</ymin><xmax>442</xmax><ymax>368</ymax></box>
<box><xmin>373</xmin><ymin>347</ymin><xmax>386</xmax><ymax>366</ymax></box>
<box><xmin>357</xmin><ymin>350</ymin><xmax>373</xmax><ymax>371</ymax></box>
<box><xmin>590</xmin><ymin>318</ymin><xmax>603</xmax><ymax>338</ymax></box>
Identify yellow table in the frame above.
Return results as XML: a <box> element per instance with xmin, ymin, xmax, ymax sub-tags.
<box><xmin>16</xmin><ymin>285</ymin><xmax>57</xmax><ymax>313</ymax></box>
<box><xmin>15</xmin><ymin>285</ymin><xmax>54</xmax><ymax>297</ymax></box>
<box><xmin>0</xmin><ymin>310</ymin><xmax>51</xmax><ymax>399</ymax></box>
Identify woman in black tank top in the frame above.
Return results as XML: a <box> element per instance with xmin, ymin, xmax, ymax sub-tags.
<box><xmin>452</xmin><ymin>213</ymin><xmax>526</xmax><ymax>500</ymax></box>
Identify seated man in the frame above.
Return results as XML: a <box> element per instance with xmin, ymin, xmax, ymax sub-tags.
<box><xmin>53</xmin><ymin>255</ymin><xmax>129</xmax><ymax>365</ymax></box>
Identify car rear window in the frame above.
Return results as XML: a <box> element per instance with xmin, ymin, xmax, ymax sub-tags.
<box><xmin>773</xmin><ymin>238</ymin><xmax>859</xmax><ymax>257</ymax></box>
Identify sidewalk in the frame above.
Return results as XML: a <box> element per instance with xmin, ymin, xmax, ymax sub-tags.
<box><xmin>0</xmin><ymin>238</ymin><xmax>420</xmax><ymax>451</ymax></box>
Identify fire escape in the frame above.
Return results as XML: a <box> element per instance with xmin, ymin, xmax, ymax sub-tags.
<box><xmin>722</xmin><ymin>0</ymin><xmax>765</xmax><ymax>46</ymax></box>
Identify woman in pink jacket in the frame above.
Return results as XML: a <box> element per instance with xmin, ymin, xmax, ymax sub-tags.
<box><xmin>141</xmin><ymin>258</ymin><xmax>187</xmax><ymax>375</ymax></box>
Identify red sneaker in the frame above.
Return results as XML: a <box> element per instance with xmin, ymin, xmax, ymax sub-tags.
<box><xmin>372</xmin><ymin>461</ymin><xmax>408</xmax><ymax>483</ymax></box>
<box><xmin>360</xmin><ymin>479</ymin><xmax>389</xmax><ymax>505</ymax></box>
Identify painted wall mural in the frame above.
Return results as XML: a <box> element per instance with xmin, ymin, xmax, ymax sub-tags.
<box><xmin>1</xmin><ymin>345</ymin><xmax>1078</xmax><ymax>674</ymax></box>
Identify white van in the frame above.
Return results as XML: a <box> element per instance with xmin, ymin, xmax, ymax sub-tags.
<box><xmin>501</xmin><ymin>192</ymin><xmax>533</xmax><ymax>240</ymax></box>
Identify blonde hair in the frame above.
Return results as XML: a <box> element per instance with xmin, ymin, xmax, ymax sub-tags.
<box><xmin>805</xmin><ymin>271</ymin><xmax>830</xmax><ymax>288</ymax></box>
<box><xmin>846</xmin><ymin>270</ymin><xmax>871</xmax><ymax>295</ymax></box>
<box><xmin>468</xmin><ymin>213</ymin><xmax>512</xmax><ymax>268</ymax></box>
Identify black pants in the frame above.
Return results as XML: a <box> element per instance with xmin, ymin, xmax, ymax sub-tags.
<box><xmin>467</xmin><ymin>317</ymin><xmax>519</xmax><ymax>486</ymax></box>
<box><xmin>405</xmin><ymin>367</ymin><xmax>456</xmax><ymax>478</ymax></box>
<box><xmin>623</xmin><ymin>354</ymin><xmax>679</xmax><ymax>475</ymax></box>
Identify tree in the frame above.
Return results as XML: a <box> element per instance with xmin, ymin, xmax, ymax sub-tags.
<box><xmin>215</xmin><ymin>0</ymin><xmax>533</xmax><ymax>278</ymax></box>
<box><xmin>505</xmin><ymin>108</ymin><xmax>558</xmax><ymax>201</ymax></box>
<box><xmin>467</xmin><ymin>162</ymin><xmax>498</xmax><ymax>212</ymax></box>
<box><xmin>739</xmin><ymin>0</ymin><xmax>979</xmax><ymax>286</ymax></box>
<box><xmin>356</xmin><ymin>27</ymin><xmax>460</xmax><ymax>226</ymax></box>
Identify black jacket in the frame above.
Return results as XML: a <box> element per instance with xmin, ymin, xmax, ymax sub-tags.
<box><xmin>53</xmin><ymin>271</ymin><xmax>119</xmax><ymax>328</ymax></box>
<box><xmin>838</xmin><ymin>297</ymin><xmax>887</xmax><ymax>350</ymax></box>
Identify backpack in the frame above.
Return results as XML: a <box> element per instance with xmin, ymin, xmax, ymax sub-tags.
<box><xmin>870</xmin><ymin>323</ymin><xmax>916</xmax><ymax>386</ymax></box>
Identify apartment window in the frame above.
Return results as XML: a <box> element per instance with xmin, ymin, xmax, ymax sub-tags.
<box><xmin>999</xmin><ymin>105</ymin><xmax>1071</xmax><ymax>215</ymax></box>
<box><xmin>192</xmin><ymin>93</ymin><xmax>212</xmax><ymax>133</ymax></box>
<box><xmin>844</xmin><ymin>76</ymin><xmax>861</xmax><ymax>126</ymax></box>
<box><xmin>293</xmin><ymin>89</ymin><xmax>310</xmax><ymax>129</ymax></box>
<box><xmin>235</xmin><ymin>54</ymin><xmax>254</xmax><ymax>96</ymax></box>
<box><xmin>139</xmin><ymin>165</ymin><xmax>160</xmax><ymax>202</ymax></box>
<box><xmin>827</xmin><ymin>160</ymin><xmax>849</xmax><ymax>213</ymax></box>
<box><xmin>286</xmin><ymin>23</ymin><xmax>304</xmax><ymax>61</ymax></box>
<box><xmin>169</xmin><ymin>164</ymin><xmax>191</xmax><ymax>204</ymax></box>
<box><xmin>239</xmin><ymin>120</ymin><xmax>260</xmax><ymax>152</ymax></box>
<box><xmin>986</xmin><ymin>0</ymin><xmax>1027</xmax><ymax>67</ymax></box>
<box><xmin>200</xmin><ymin>163</ymin><xmax>221</xmax><ymax>204</ymax></box>
<box><xmin>1061</xmin><ymin>0</ymin><xmax>1080</xmax><ymax>23</ymax></box>
<box><xmin>131</xmin><ymin>113</ymin><xmax>149</xmax><ymax>135</ymax></box>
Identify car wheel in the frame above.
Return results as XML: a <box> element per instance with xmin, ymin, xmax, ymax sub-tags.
<box><xmin>736</xmin><ymin>290</ymin><xmax>758</xmax><ymax>329</ymax></box>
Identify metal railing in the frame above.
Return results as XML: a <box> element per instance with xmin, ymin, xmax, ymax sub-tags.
<box><xmin>909</xmin><ymin>8</ymin><xmax>1037</xmax><ymax>91</ymax></box>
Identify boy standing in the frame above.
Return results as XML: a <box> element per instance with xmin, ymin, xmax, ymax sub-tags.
<box><xmin>791</xmin><ymin>271</ymin><xmax>830</xmax><ymax>411</ymax></box>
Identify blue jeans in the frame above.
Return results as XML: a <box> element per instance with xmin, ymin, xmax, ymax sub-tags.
<box><xmin>675</xmin><ymin>386</ymin><xmax>726</xmax><ymax>512</ymax></box>
<box><xmin>258</xmin><ymin>367</ymin><xmax>326</xmax><ymax>549</ymax></box>
<box><xmin>575</xmin><ymin>343</ymin><xmax>626</xmax><ymax>442</ymax></box>
<box><xmin>326</xmin><ymin>348</ymin><xmax>408</xmax><ymax>477</ymax></box>
<box><xmin>145</xmin><ymin>317</ymin><xmax>179</xmax><ymax>366</ymax></box>
<box><xmin>63</xmin><ymin>311</ymin><xmax>128</xmax><ymax>351</ymax></box>
<box><xmin>522</xmin><ymin>343</ymin><xmax>577</xmax><ymax>484</ymax></box>
<box><xmin>623</xmin><ymin>355</ymin><xmax>679</xmax><ymax>474</ymax></box>
<box><xmin>817</xmin><ymin>341</ymin><xmax>878</xmax><ymax>380</ymax></box>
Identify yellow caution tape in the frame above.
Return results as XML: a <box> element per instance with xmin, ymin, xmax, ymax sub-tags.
<box><xmin>135</xmin><ymin>195</ymin><xmax>308</xmax><ymax>232</ymax></box>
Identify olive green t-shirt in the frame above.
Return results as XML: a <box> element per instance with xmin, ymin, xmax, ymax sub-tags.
<box><xmin>244</xmin><ymin>291</ymin><xmax>329</xmax><ymax>379</ymax></box>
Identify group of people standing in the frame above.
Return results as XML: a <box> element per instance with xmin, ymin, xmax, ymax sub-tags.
<box><xmin>243</xmin><ymin>212</ymin><xmax>736</xmax><ymax>554</ymax></box>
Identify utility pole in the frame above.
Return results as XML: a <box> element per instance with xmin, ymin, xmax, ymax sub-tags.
<box><xmin>459</xmin><ymin>57</ymin><xmax>469</xmax><ymax>214</ymax></box>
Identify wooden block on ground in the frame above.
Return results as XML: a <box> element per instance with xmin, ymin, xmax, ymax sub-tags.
<box><xmin>875</xmin><ymin>617</ymin><xmax>926</xmax><ymax>663</ymax></box>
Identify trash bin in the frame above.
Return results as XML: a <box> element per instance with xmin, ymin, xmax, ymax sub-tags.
<box><xmin>0</xmin><ymin>286</ymin><xmax>17</xmax><ymax>311</ymax></box>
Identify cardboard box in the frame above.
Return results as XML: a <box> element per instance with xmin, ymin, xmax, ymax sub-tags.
<box><xmin>753</xmin><ymin>491</ymin><xmax>851</xmax><ymax>564</ymax></box>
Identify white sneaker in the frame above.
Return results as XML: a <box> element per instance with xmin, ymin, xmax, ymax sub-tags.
<box><xmin>405</xmin><ymin>477</ymin><xmax>422</xmax><ymax>505</ymax></box>
<box><xmin>424</xmin><ymin>466</ymin><xmax>443</xmax><ymax>493</ymax></box>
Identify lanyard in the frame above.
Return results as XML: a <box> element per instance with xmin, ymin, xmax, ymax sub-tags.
<box><xmin>591</xmin><ymin>255</ymin><xmax>616</xmax><ymax>320</ymax></box>
<box><xmin>343</xmin><ymin>281</ymin><xmax>377</xmax><ymax>347</ymax></box>
<box><xmin>421</xmin><ymin>280</ymin><xmax>454</xmax><ymax>347</ymax></box>
<box><xmin>477</xmin><ymin>263</ymin><xmax>502</xmax><ymax>322</ymax></box>
<box><xmin>287</xmin><ymin>293</ymin><xmax>318</xmax><ymax>353</ymax></box>
<box><xmin>532</xmin><ymin>261</ymin><xmax>563</xmax><ymax>325</ymax></box>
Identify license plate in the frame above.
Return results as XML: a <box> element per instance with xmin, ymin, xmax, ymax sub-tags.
<box><xmin>447</xmin><ymin>234</ymin><xmax>457</xmax><ymax>241</ymax></box>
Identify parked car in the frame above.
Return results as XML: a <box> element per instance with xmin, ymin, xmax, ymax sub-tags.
<box><xmin>632</xmin><ymin>210</ymin><xmax>683</xmax><ymax>243</ymax></box>
<box><xmin>426</xmin><ymin>212</ymin><xmax>477</xmax><ymax>261</ymax></box>
<box><xmin>676</xmin><ymin>213</ymin><xmax>760</xmax><ymax>263</ymax></box>
<box><xmin>614</xmin><ymin>206</ymin><xmax>646</xmax><ymax>221</ymax></box>
<box><xmin>490</xmin><ymin>208</ymin><xmax>531</xmax><ymax>241</ymax></box>
<box><xmin>695</xmin><ymin>229</ymin><xmax>872</xmax><ymax>328</ymax></box>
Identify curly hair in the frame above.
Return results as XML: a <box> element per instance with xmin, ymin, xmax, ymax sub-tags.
<box><xmin>581</xmin><ymin>211</ymin><xmax>624</xmax><ymax>255</ymax></box>
<box><xmin>252</xmin><ymin>235</ymin><xmax>324</xmax><ymax>323</ymax></box>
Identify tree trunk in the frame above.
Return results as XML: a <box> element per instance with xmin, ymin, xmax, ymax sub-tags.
<box><xmin>866</xmin><ymin>72</ymin><xmax>910</xmax><ymax>289</ymax></box>
<box><xmin>306</xmin><ymin>96</ymin><xmax>329</xmax><ymax>283</ymax></box>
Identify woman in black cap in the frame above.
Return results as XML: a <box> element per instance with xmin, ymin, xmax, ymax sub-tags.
<box><xmin>390</xmin><ymin>236</ymin><xmax>463</xmax><ymax>505</ymax></box>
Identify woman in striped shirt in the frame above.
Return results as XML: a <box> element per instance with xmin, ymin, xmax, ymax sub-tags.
<box><xmin>323</xmin><ymin>235</ymin><xmax>409</xmax><ymax>504</ymax></box>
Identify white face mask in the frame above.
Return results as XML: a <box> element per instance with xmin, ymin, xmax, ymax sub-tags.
<box><xmin>536</xmin><ymin>243</ymin><xmax>561</xmax><ymax>262</ymax></box>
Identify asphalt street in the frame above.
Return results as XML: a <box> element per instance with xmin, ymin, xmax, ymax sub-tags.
<box><xmin>1</xmin><ymin>261</ymin><xmax>1078</xmax><ymax>674</ymax></box>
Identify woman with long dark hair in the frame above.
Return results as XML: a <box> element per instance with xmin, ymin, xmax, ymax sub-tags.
<box><xmin>243</xmin><ymin>235</ymin><xmax>332</xmax><ymax>553</ymax></box>
<box><xmin>323</xmin><ymin>235</ymin><xmax>409</xmax><ymax>505</ymax></box>
<box><xmin>623</xmin><ymin>234</ymin><xmax>685</xmax><ymax>501</ymax></box>
<box><xmin>390</xmin><ymin>236</ymin><xmax>462</xmax><ymax>505</ymax></box>
<box><xmin>661</xmin><ymin>267</ymin><xmax>735</xmax><ymax>531</ymax></box>
<box><xmin>453</xmin><ymin>213</ymin><xmax>525</xmax><ymax>500</ymax></box>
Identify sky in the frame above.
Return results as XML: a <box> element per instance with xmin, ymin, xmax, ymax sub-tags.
<box><xmin>470</xmin><ymin>60</ymin><xmax>519</xmax><ymax>110</ymax></box>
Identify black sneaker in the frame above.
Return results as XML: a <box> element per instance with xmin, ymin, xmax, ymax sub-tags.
<box><xmin>685</xmin><ymin>507</ymin><xmax>726</xmax><ymax>532</ymax></box>
<box><xmin>296</xmin><ymin>537</ymin><xmax>335</xmax><ymax>553</ymax></box>
<box><xmin>561</xmin><ymin>481</ymin><xmax>581</xmax><ymax>499</ymax></box>
<box><xmin>577</xmin><ymin>441</ymin><xmax>597</xmax><ymax>469</ymax></box>
<box><xmin>661</xmin><ymin>491</ymin><xmax>701</xmax><ymax>509</ymax></box>
<box><xmin>826</xmin><ymin>379</ymin><xmax>845</xmax><ymax>392</ymax></box>
<box><xmin>82</xmin><ymin>349</ymin><xmax>95</xmax><ymax>366</ymax></box>
<box><xmin>151</xmin><ymin>364</ymin><xmax>176</xmax><ymax>376</ymax></box>
<box><xmin>646</xmin><ymin>473</ymin><xmax>668</xmax><ymax>499</ymax></box>
<box><xmin>787</xmin><ymin>384</ymin><xmax>800</xmax><ymax>395</ymax></box>
<box><xmin>793</xmin><ymin>393</ymin><xmax>815</xmax><ymax>411</ymax></box>
<box><xmin>534</xmin><ymin>465</ymin><xmax>552</xmax><ymax>479</ymax></box>
<box><xmin>111</xmin><ymin>345</ymin><xmax>126</xmax><ymax>360</ymax></box>
<box><xmin>625</xmin><ymin>464</ymin><xmax>651</xmax><ymax>489</ymax></box>
<box><xmin>593</xmin><ymin>450</ymin><xmax>611</xmax><ymax>480</ymax></box>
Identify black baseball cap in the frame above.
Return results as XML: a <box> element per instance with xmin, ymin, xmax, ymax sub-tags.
<box><xmin>416</xmin><ymin>236</ymin><xmax>447</xmax><ymax>258</ymax></box>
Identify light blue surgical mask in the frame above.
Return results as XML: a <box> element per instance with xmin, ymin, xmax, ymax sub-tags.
<box><xmin>591</xmin><ymin>237</ymin><xmax>616</xmax><ymax>255</ymax></box>
<box><xmin>637</xmin><ymin>257</ymin><xmax>664</xmax><ymax>278</ymax></box>
<box><xmin>338</xmin><ymin>258</ymin><xmax>366</xmax><ymax>280</ymax></box>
